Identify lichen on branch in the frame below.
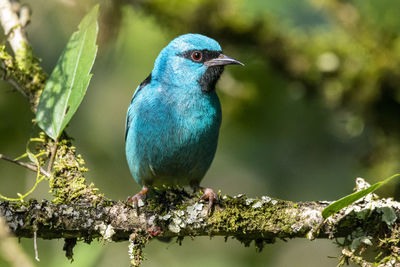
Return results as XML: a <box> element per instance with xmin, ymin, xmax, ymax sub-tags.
<box><xmin>1</xmin><ymin>181</ymin><xmax>400</xmax><ymax>266</ymax></box>
<box><xmin>0</xmin><ymin>0</ymin><xmax>46</xmax><ymax>110</ymax></box>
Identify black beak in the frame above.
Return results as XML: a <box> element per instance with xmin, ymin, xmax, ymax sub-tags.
<box><xmin>204</xmin><ymin>54</ymin><xmax>244</xmax><ymax>67</ymax></box>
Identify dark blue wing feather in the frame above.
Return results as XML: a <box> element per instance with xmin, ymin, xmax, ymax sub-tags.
<box><xmin>125</xmin><ymin>73</ymin><xmax>152</xmax><ymax>141</ymax></box>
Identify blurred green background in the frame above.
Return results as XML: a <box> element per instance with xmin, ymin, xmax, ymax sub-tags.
<box><xmin>1</xmin><ymin>0</ymin><xmax>400</xmax><ymax>266</ymax></box>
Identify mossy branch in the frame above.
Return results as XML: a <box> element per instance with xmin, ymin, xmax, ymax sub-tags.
<box><xmin>0</xmin><ymin>178</ymin><xmax>400</xmax><ymax>266</ymax></box>
<box><xmin>0</xmin><ymin>0</ymin><xmax>46</xmax><ymax>111</ymax></box>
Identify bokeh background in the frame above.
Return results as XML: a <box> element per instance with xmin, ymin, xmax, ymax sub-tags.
<box><xmin>1</xmin><ymin>0</ymin><xmax>400</xmax><ymax>266</ymax></box>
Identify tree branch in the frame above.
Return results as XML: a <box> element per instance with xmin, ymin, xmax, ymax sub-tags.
<box><xmin>0</xmin><ymin>0</ymin><xmax>46</xmax><ymax>110</ymax></box>
<box><xmin>1</xmin><ymin>179</ymin><xmax>399</xmax><ymax>266</ymax></box>
<box><xmin>0</xmin><ymin>0</ymin><xmax>29</xmax><ymax>61</ymax></box>
<box><xmin>0</xmin><ymin>153</ymin><xmax>50</xmax><ymax>177</ymax></box>
<box><xmin>3</xmin><ymin>194</ymin><xmax>328</xmax><ymax>241</ymax></box>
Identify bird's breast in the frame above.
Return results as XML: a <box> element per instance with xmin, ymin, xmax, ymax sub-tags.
<box><xmin>166</xmin><ymin>89</ymin><xmax>221</xmax><ymax>147</ymax></box>
<box><xmin>126</xmin><ymin>86</ymin><xmax>221</xmax><ymax>186</ymax></box>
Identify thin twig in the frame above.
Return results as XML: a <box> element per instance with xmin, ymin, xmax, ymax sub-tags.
<box><xmin>47</xmin><ymin>138</ymin><xmax>58</xmax><ymax>173</ymax></box>
<box><xmin>33</xmin><ymin>231</ymin><xmax>39</xmax><ymax>262</ymax></box>
<box><xmin>0</xmin><ymin>153</ymin><xmax>50</xmax><ymax>177</ymax></box>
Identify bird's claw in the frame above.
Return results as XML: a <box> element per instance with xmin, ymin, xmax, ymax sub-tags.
<box><xmin>127</xmin><ymin>187</ymin><xmax>148</xmax><ymax>213</ymax></box>
<box><xmin>200</xmin><ymin>187</ymin><xmax>218</xmax><ymax>215</ymax></box>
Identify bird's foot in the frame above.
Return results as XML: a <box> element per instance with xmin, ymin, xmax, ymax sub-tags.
<box><xmin>127</xmin><ymin>187</ymin><xmax>148</xmax><ymax>212</ymax></box>
<box><xmin>199</xmin><ymin>187</ymin><xmax>218</xmax><ymax>215</ymax></box>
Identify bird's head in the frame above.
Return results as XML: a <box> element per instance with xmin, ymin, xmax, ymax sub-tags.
<box><xmin>152</xmin><ymin>34</ymin><xmax>243</xmax><ymax>92</ymax></box>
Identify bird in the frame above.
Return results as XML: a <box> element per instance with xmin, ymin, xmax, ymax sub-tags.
<box><xmin>125</xmin><ymin>33</ymin><xmax>243</xmax><ymax>213</ymax></box>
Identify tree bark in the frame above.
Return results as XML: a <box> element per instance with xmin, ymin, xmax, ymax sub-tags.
<box><xmin>0</xmin><ymin>184</ymin><xmax>396</xmax><ymax>243</ymax></box>
<box><xmin>1</xmin><ymin>179</ymin><xmax>400</xmax><ymax>266</ymax></box>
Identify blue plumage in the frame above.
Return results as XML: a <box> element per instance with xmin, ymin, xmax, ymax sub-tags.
<box><xmin>125</xmin><ymin>34</ymin><xmax>243</xmax><ymax>210</ymax></box>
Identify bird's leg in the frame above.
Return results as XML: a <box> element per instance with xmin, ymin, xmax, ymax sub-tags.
<box><xmin>201</xmin><ymin>187</ymin><xmax>218</xmax><ymax>214</ymax></box>
<box><xmin>192</xmin><ymin>184</ymin><xmax>218</xmax><ymax>215</ymax></box>
<box><xmin>127</xmin><ymin>187</ymin><xmax>148</xmax><ymax>212</ymax></box>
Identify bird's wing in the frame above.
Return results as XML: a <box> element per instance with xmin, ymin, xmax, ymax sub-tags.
<box><xmin>125</xmin><ymin>73</ymin><xmax>152</xmax><ymax>141</ymax></box>
<box><xmin>131</xmin><ymin>73</ymin><xmax>152</xmax><ymax>101</ymax></box>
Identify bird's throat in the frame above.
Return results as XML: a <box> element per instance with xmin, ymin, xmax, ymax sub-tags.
<box><xmin>199</xmin><ymin>66</ymin><xmax>224</xmax><ymax>93</ymax></box>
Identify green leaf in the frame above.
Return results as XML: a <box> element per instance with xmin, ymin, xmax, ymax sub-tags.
<box><xmin>36</xmin><ymin>5</ymin><xmax>99</xmax><ymax>140</ymax></box>
<box><xmin>322</xmin><ymin>174</ymin><xmax>400</xmax><ymax>218</ymax></box>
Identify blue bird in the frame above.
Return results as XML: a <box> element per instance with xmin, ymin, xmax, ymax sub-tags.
<box><xmin>125</xmin><ymin>33</ymin><xmax>243</xmax><ymax>212</ymax></box>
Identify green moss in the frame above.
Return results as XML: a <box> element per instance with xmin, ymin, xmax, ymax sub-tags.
<box><xmin>0</xmin><ymin>46</ymin><xmax>14</xmax><ymax>66</ymax></box>
<box><xmin>0</xmin><ymin>44</ymin><xmax>47</xmax><ymax>110</ymax></box>
<box><xmin>144</xmin><ymin>186</ymin><xmax>191</xmax><ymax>215</ymax></box>
<box><xmin>209</xmin><ymin>195</ymin><xmax>297</xmax><ymax>247</ymax></box>
<box><xmin>31</xmin><ymin>134</ymin><xmax>101</xmax><ymax>204</ymax></box>
<box><xmin>14</xmin><ymin>45</ymin><xmax>34</xmax><ymax>73</ymax></box>
<box><xmin>372</xmin><ymin>224</ymin><xmax>400</xmax><ymax>265</ymax></box>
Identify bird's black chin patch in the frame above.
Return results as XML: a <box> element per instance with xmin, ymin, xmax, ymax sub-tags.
<box><xmin>199</xmin><ymin>66</ymin><xmax>224</xmax><ymax>93</ymax></box>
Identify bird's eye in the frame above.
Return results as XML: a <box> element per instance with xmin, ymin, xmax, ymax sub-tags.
<box><xmin>191</xmin><ymin>51</ymin><xmax>202</xmax><ymax>62</ymax></box>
